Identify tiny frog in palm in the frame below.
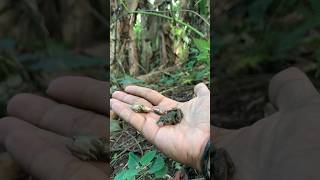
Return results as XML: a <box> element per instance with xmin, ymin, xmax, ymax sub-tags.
<box><xmin>157</xmin><ymin>108</ymin><xmax>183</xmax><ymax>126</ymax></box>
<box><xmin>130</xmin><ymin>104</ymin><xmax>183</xmax><ymax>126</ymax></box>
<box><xmin>67</xmin><ymin>135</ymin><xmax>108</xmax><ymax>162</ymax></box>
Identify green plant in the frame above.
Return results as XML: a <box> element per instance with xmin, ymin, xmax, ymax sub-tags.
<box><xmin>114</xmin><ymin>150</ymin><xmax>167</xmax><ymax>180</ymax></box>
<box><xmin>193</xmin><ymin>38</ymin><xmax>210</xmax><ymax>64</ymax></box>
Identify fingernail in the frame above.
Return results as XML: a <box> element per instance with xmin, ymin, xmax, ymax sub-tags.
<box><xmin>110</xmin><ymin>99</ymin><xmax>115</xmax><ymax>107</ymax></box>
<box><xmin>112</xmin><ymin>91</ymin><xmax>121</xmax><ymax>97</ymax></box>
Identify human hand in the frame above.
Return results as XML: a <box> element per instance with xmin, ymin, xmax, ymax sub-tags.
<box><xmin>111</xmin><ymin>83</ymin><xmax>210</xmax><ymax>171</ymax></box>
<box><xmin>0</xmin><ymin>77</ymin><xmax>107</xmax><ymax>180</ymax></box>
<box><xmin>212</xmin><ymin>67</ymin><xmax>320</xmax><ymax>180</ymax></box>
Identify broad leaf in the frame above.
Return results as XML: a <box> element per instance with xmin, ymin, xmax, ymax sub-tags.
<box><xmin>124</xmin><ymin>169</ymin><xmax>138</xmax><ymax>179</ymax></box>
<box><xmin>128</xmin><ymin>152</ymin><xmax>140</xmax><ymax>169</ymax></box>
<box><xmin>119</xmin><ymin>75</ymin><xmax>144</xmax><ymax>86</ymax></box>
<box><xmin>139</xmin><ymin>150</ymin><xmax>156</xmax><ymax>166</ymax></box>
<box><xmin>193</xmin><ymin>38</ymin><xmax>210</xmax><ymax>52</ymax></box>
<box><xmin>148</xmin><ymin>156</ymin><xmax>165</xmax><ymax>174</ymax></box>
<box><xmin>114</xmin><ymin>170</ymin><xmax>126</xmax><ymax>180</ymax></box>
<box><xmin>110</xmin><ymin>119</ymin><xmax>122</xmax><ymax>134</ymax></box>
<box><xmin>115</xmin><ymin>169</ymin><xmax>138</xmax><ymax>180</ymax></box>
<box><xmin>154</xmin><ymin>166</ymin><xmax>168</xmax><ymax>178</ymax></box>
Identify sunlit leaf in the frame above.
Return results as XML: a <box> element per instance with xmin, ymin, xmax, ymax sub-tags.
<box><xmin>148</xmin><ymin>156</ymin><xmax>165</xmax><ymax>174</ymax></box>
<box><xmin>193</xmin><ymin>38</ymin><xmax>210</xmax><ymax>52</ymax></box>
<box><xmin>110</xmin><ymin>119</ymin><xmax>122</xmax><ymax>134</ymax></box>
<box><xmin>139</xmin><ymin>150</ymin><xmax>156</xmax><ymax>166</ymax></box>
<box><xmin>154</xmin><ymin>166</ymin><xmax>167</xmax><ymax>178</ymax></box>
<box><xmin>128</xmin><ymin>152</ymin><xmax>140</xmax><ymax>169</ymax></box>
<box><xmin>119</xmin><ymin>75</ymin><xmax>144</xmax><ymax>86</ymax></box>
<box><xmin>115</xmin><ymin>169</ymin><xmax>138</xmax><ymax>180</ymax></box>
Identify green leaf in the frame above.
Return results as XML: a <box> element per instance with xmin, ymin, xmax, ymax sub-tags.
<box><xmin>198</xmin><ymin>0</ymin><xmax>208</xmax><ymax>15</ymax></box>
<box><xmin>128</xmin><ymin>152</ymin><xmax>140</xmax><ymax>169</ymax></box>
<box><xmin>125</xmin><ymin>169</ymin><xmax>138</xmax><ymax>179</ymax></box>
<box><xmin>148</xmin><ymin>156</ymin><xmax>165</xmax><ymax>174</ymax></box>
<box><xmin>115</xmin><ymin>169</ymin><xmax>138</xmax><ymax>180</ymax></box>
<box><xmin>110</xmin><ymin>119</ymin><xmax>122</xmax><ymax>134</ymax></box>
<box><xmin>193</xmin><ymin>38</ymin><xmax>210</xmax><ymax>52</ymax></box>
<box><xmin>0</xmin><ymin>37</ymin><xmax>16</xmax><ymax>50</ymax></box>
<box><xmin>119</xmin><ymin>75</ymin><xmax>144</xmax><ymax>86</ymax></box>
<box><xmin>154</xmin><ymin>166</ymin><xmax>168</xmax><ymax>178</ymax></box>
<box><xmin>308</xmin><ymin>0</ymin><xmax>320</xmax><ymax>13</ymax></box>
<box><xmin>114</xmin><ymin>170</ymin><xmax>127</xmax><ymax>180</ymax></box>
<box><xmin>139</xmin><ymin>150</ymin><xmax>156</xmax><ymax>166</ymax></box>
<box><xmin>248</xmin><ymin>0</ymin><xmax>273</xmax><ymax>24</ymax></box>
<box><xmin>276</xmin><ymin>16</ymin><xmax>320</xmax><ymax>54</ymax></box>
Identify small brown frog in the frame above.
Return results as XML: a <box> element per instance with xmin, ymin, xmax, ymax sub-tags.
<box><xmin>130</xmin><ymin>104</ymin><xmax>183</xmax><ymax>126</ymax></box>
<box><xmin>157</xmin><ymin>108</ymin><xmax>183</xmax><ymax>126</ymax></box>
<box><xmin>67</xmin><ymin>135</ymin><xmax>108</xmax><ymax>162</ymax></box>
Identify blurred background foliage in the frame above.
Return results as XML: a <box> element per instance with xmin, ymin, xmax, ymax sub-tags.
<box><xmin>0</xmin><ymin>0</ymin><xmax>107</xmax><ymax>118</ymax></box>
<box><xmin>213</xmin><ymin>0</ymin><xmax>320</xmax><ymax>128</ymax></box>
<box><xmin>110</xmin><ymin>0</ymin><xmax>210</xmax><ymax>94</ymax></box>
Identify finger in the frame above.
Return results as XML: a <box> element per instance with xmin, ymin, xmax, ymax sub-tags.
<box><xmin>124</xmin><ymin>86</ymin><xmax>165</xmax><ymax>105</ymax></box>
<box><xmin>46</xmin><ymin>76</ymin><xmax>107</xmax><ymax>115</ymax></box>
<box><xmin>110</xmin><ymin>98</ymin><xmax>159</xmax><ymax>142</ymax></box>
<box><xmin>112</xmin><ymin>91</ymin><xmax>153</xmax><ymax>106</ymax></box>
<box><xmin>269</xmin><ymin>67</ymin><xmax>320</xmax><ymax>111</ymax></box>
<box><xmin>0</xmin><ymin>117</ymin><xmax>107</xmax><ymax>180</ymax></box>
<box><xmin>194</xmin><ymin>83</ymin><xmax>210</xmax><ymax>97</ymax></box>
<box><xmin>7</xmin><ymin>93</ymin><xmax>106</xmax><ymax>137</ymax></box>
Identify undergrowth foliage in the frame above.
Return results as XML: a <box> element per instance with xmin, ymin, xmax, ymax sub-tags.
<box><xmin>115</xmin><ymin>151</ymin><xmax>167</xmax><ymax>180</ymax></box>
<box><xmin>215</xmin><ymin>0</ymin><xmax>320</xmax><ymax>75</ymax></box>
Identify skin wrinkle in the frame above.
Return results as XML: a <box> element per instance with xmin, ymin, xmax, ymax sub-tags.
<box><xmin>134</xmin><ymin>113</ymin><xmax>145</xmax><ymax>132</ymax></box>
<box><xmin>78</xmin><ymin>81</ymin><xmax>91</xmax><ymax>111</ymax></box>
<box><xmin>40</xmin><ymin>103</ymin><xmax>67</xmax><ymax>131</ymax></box>
<box><xmin>69</xmin><ymin>111</ymin><xmax>93</xmax><ymax>136</ymax></box>
<box><xmin>35</xmin><ymin>128</ymin><xmax>70</xmax><ymax>152</ymax></box>
<box><xmin>145</xmin><ymin>89</ymin><xmax>160</xmax><ymax>105</ymax></box>
<box><xmin>28</xmin><ymin>148</ymin><xmax>58</xmax><ymax>178</ymax></box>
<box><xmin>7</xmin><ymin>94</ymin><xmax>56</xmax><ymax>125</ymax></box>
<box><xmin>279</xmin><ymin>94</ymin><xmax>320</xmax><ymax>113</ymax></box>
<box><xmin>2</xmin><ymin>117</ymin><xmax>70</xmax><ymax>153</ymax></box>
<box><xmin>115</xmin><ymin>91</ymin><xmax>152</xmax><ymax>106</ymax></box>
<box><xmin>143</xmin><ymin>116</ymin><xmax>157</xmax><ymax>143</ymax></box>
<box><xmin>12</xmin><ymin>133</ymin><xmax>55</xmax><ymax>174</ymax></box>
<box><xmin>125</xmin><ymin>86</ymin><xmax>165</xmax><ymax>105</ymax></box>
<box><xmin>62</xmin><ymin>159</ymin><xmax>86</xmax><ymax>180</ymax></box>
<box><xmin>47</xmin><ymin>77</ymin><xmax>107</xmax><ymax>115</ymax></box>
<box><xmin>120</xmin><ymin>108</ymin><xmax>132</xmax><ymax>124</ymax></box>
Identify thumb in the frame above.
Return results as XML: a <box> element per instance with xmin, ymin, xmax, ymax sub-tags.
<box><xmin>194</xmin><ymin>83</ymin><xmax>210</xmax><ymax>97</ymax></box>
<box><xmin>268</xmin><ymin>67</ymin><xmax>320</xmax><ymax>111</ymax></box>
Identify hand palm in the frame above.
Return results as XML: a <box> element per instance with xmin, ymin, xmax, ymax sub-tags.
<box><xmin>111</xmin><ymin>83</ymin><xmax>210</xmax><ymax>170</ymax></box>
<box><xmin>0</xmin><ymin>77</ymin><xmax>108</xmax><ymax>180</ymax></box>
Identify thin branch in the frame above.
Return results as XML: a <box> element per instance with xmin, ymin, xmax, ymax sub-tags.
<box><xmin>111</xmin><ymin>9</ymin><xmax>206</xmax><ymax>38</ymax></box>
<box><xmin>142</xmin><ymin>9</ymin><xmax>210</xmax><ymax>26</ymax></box>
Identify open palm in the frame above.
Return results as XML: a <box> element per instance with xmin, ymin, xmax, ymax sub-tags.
<box><xmin>111</xmin><ymin>83</ymin><xmax>210</xmax><ymax>170</ymax></box>
<box><xmin>0</xmin><ymin>77</ymin><xmax>107</xmax><ymax>180</ymax></box>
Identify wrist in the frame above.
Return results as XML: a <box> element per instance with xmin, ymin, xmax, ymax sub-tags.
<box><xmin>195</xmin><ymin>136</ymin><xmax>210</xmax><ymax>172</ymax></box>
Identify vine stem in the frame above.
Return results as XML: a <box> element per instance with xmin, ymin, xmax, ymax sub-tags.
<box><xmin>115</xmin><ymin>0</ymin><xmax>206</xmax><ymax>38</ymax></box>
<box><xmin>142</xmin><ymin>9</ymin><xmax>210</xmax><ymax>26</ymax></box>
<box><xmin>130</xmin><ymin>10</ymin><xmax>205</xmax><ymax>38</ymax></box>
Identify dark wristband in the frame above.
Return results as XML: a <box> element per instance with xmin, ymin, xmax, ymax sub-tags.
<box><xmin>201</xmin><ymin>140</ymin><xmax>235</xmax><ymax>180</ymax></box>
<box><xmin>201</xmin><ymin>140</ymin><xmax>212</xmax><ymax>180</ymax></box>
